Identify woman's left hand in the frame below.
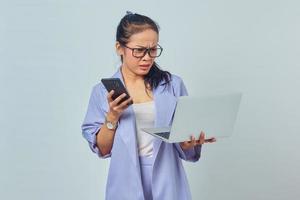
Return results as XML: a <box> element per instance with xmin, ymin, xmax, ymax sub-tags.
<box><xmin>180</xmin><ymin>131</ymin><xmax>216</xmax><ymax>150</ymax></box>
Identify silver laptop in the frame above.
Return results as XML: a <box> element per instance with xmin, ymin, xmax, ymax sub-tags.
<box><xmin>142</xmin><ymin>93</ymin><xmax>242</xmax><ymax>143</ymax></box>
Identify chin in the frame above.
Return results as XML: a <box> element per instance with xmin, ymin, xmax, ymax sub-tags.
<box><xmin>138</xmin><ymin>69</ymin><xmax>151</xmax><ymax>76</ymax></box>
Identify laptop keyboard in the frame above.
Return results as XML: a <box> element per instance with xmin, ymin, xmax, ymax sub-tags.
<box><xmin>155</xmin><ymin>132</ymin><xmax>170</xmax><ymax>139</ymax></box>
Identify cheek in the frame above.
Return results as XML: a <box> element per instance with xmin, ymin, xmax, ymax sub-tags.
<box><xmin>125</xmin><ymin>57</ymin><xmax>137</xmax><ymax>65</ymax></box>
<box><xmin>124</xmin><ymin>53</ymin><xmax>138</xmax><ymax>63</ymax></box>
<box><xmin>123</xmin><ymin>56</ymin><xmax>140</xmax><ymax>70</ymax></box>
<box><xmin>123</xmin><ymin>52</ymin><xmax>133</xmax><ymax>62</ymax></box>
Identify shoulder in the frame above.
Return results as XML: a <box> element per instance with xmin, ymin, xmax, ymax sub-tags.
<box><xmin>168</xmin><ymin>73</ymin><xmax>186</xmax><ymax>90</ymax></box>
<box><xmin>168</xmin><ymin>73</ymin><xmax>188</xmax><ymax>97</ymax></box>
<box><xmin>90</xmin><ymin>82</ymin><xmax>106</xmax><ymax>99</ymax></box>
<box><xmin>170</xmin><ymin>74</ymin><xmax>184</xmax><ymax>85</ymax></box>
<box><xmin>93</xmin><ymin>82</ymin><xmax>106</xmax><ymax>90</ymax></box>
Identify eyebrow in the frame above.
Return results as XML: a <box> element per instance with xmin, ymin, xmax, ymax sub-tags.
<box><xmin>135</xmin><ymin>44</ymin><xmax>158</xmax><ymax>48</ymax></box>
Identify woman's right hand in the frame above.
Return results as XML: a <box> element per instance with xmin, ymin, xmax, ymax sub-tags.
<box><xmin>96</xmin><ymin>90</ymin><xmax>132</xmax><ymax>156</ymax></box>
<box><xmin>106</xmin><ymin>90</ymin><xmax>133</xmax><ymax>121</ymax></box>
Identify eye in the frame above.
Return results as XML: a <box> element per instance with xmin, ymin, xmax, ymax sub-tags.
<box><xmin>150</xmin><ymin>48</ymin><xmax>158</xmax><ymax>52</ymax></box>
<box><xmin>135</xmin><ymin>48</ymin><xmax>146</xmax><ymax>53</ymax></box>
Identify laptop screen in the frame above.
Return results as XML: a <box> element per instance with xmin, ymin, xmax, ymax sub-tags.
<box><xmin>155</xmin><ymin>131</ymin><xmax>170</xmax><ymax>139</ymax></box>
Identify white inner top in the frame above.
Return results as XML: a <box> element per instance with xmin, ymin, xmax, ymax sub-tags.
<box><xmin>132</xmin><ymin>101</ymin><xmax>155</xmax><ymax>157</ymax></box>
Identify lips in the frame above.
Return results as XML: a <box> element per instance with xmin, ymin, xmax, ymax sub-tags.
<box><xmin>139</xmin><ymin>64</ymin><xmax>151</xmax><ymax>68</ymax></box>
<box><xmin>139</xmin><ymin>64</ymin><xmax>151</xmax><ymax>71</ymax></box>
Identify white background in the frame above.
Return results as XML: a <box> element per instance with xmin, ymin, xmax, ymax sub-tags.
<box><xmin>1</xmin><ymin>0</ymin><xmax>299</xmax><ymax>199</ymax></box>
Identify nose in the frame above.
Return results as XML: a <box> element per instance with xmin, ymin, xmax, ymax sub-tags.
<box><xmin>142</xmin><ymin>50</ymin><xmax>152</xmax><ymax>61</ymax></box>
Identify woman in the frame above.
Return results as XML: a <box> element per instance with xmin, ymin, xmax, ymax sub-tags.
<box><xmin>82</xmin><ymin>12</ymin><xmax>216</xmax><ymax>200</ymax></box>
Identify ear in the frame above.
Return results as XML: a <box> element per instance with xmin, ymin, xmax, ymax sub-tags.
<box><xmin>115</xmin><ymin>42</ymin><xmax>124</xmax><ymax>56</ymax></box>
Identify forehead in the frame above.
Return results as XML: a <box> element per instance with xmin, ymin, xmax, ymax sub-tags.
<box><xmin>127</xmin><ymin>29</ymin><xmax>159</xmax><ymax>47</ymax></box>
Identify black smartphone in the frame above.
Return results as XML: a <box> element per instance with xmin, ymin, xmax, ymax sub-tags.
<box><xmin>101</xmin><ymin>78</ymin><xmax>133</xmax><ymax>105</ymax></box>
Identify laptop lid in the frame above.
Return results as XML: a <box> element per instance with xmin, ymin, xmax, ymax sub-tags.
<box><xmin>168</xmin><ymin>93</ymin><xmax>242</xmax><ymax>142</ymax></box>
<box><xmin>142</xmin><ymin>93</ymin><xmax>242</xmax><ymax>143</ymax></box>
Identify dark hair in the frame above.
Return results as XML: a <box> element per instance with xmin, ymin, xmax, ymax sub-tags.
<box><xmin>116</xmin><ymin>12</ymin><xmax>171</xmax><ymax>90</ymax></box>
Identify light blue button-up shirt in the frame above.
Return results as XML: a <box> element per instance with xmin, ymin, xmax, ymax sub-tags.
<box><xmin>82</xmin><ymin>68</ymin><xmax>202</xmax><ymax>200</ymax></box>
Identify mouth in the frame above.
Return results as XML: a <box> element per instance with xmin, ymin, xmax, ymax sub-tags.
<box><xmin>139</xmin><ymin>64</ymin><xmax>151</xmax><ymax>70</ymax></box>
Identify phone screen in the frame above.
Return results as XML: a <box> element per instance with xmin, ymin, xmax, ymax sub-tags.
<box><xmin>101</xmin><ymin>78</ymin><xmax>133</xmax><ymax>105</ymax></box>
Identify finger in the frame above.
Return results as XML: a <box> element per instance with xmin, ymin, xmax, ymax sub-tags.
<box><xmin>183</xmin><ymin>136</ymin><xmax>196</xmax><ymax>146</ymax></box>
<box><xmin>205</xmin><ymin>137</ymin><xmax>217</xmax><ymax>143</ymax></box>
<box><xmin>182</xmin><ymin>137</ymin><xmax>194</xmax><ymax>149</ymax></box>
<box><xmin>107</xmin><ymin>90</ymin><xmax>115</xmax><ymax>102</ymax></box>
<box><xmin>198</xmin><ymin>131</ymin><xmax>205</xmax><ymax>145</ymax></box>
<box><xmin>116</xmin><ymin>97</ymin><xmax>133</xmax><ymax>110</ymax></box>
<box><xmin>191</xmin><ymin>136</ymin><xmax>196</xmax><ymax>147</ymax></box>
<box><xmin>198</xmin><ymin>131</ymin><xmax>205</xmax><ymax>140</ymax></box>
<box><xmin>111</xmin><ymin>93</ymin><xmax>127</xmax><ymax>107</ymax></box>
<box><xmin>124</xmin><ymin>97</ymin><xmax>133</xmax><ymax>106</ymax></box>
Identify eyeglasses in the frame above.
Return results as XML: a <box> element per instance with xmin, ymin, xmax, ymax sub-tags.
<box><xmin>123</xmin><ymin>44</ymin><xmax>163</xmax><ymax>58</ymax></box>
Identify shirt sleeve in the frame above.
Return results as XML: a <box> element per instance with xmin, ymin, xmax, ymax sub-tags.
<box><xmin>171</xmin><ymin>75</ymin><xmax>202</xmax><ymax>162</ymax></box>
<box><xmin>81</xmin><ymin>84</ymin><xmax>111</xmax><ymax>158</ymax></box>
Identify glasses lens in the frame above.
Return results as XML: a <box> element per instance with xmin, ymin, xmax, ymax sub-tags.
<box><xmin>132</xmin><ymin>46</ymin><xmax>163</xmax><ymax>58</ymax></box>
<box><xmin>133</xmin><ymin>48</ymin><xmax>146</xmax><ymax>58</ymax></box>
<box><xmin>149</xmin><ymin>48</ymin><xmax>158</xmax><ymax>57</ymax></box>
<box><xmin>149</xmin><ymin>47</ymin><xmax>162</xmax><ymax>58</ymax></box>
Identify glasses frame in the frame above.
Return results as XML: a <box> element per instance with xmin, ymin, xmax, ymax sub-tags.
<box><xmin>122</xmin><ymin>44</ymin><xmax>163</xmax><ymax>58</ymax></box>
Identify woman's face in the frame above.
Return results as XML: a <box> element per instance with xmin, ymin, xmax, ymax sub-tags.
<box><xmin>117</xmin><ymin>29</ymin><xmax>159</xmax><ymax>76</ymax></box>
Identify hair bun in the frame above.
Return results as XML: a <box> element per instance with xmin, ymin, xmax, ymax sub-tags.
<box><xmin>126</xmin><ymin>11</ymin><xmax>134</xmax><ymax>15</ymax></box>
